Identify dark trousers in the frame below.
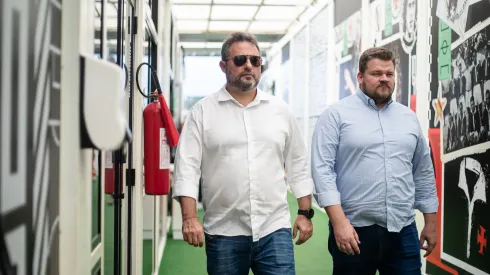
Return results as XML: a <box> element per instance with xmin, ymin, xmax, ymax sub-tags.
<box><xmin>205</xmin><ymin>228</ymin><xmax>295</xmax><ymax>275</ymax></box>
<box><xmin>328</xmin><ymin>222</ymin><xmax>422</xmax><ymax>275</ymax></box>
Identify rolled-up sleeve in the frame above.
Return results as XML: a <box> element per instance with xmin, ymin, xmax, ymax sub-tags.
<box><xmin>284</xmin><ymin>111</ymin><xmax>313</xmax><ymax>199</ymax></box>
<box><xmin>172</xmin><ymin>105</ymin><xmax>203</xmax><ymax>201</ymax></box>
<box><xmin>311</xmin><ymin>107</ymin><xmax>341</xmax><ymax>207</ymax></box>
<box><xmin>412</xmin><ymin>126</ymin><xmax>439</xmax><ymax>213</ymax></box>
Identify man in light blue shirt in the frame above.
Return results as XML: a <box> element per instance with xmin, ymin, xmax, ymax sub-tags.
<box><xmin>311</xmin><ymin>47</ymin><xmax>438</xmax><ymax>274</ymax></box>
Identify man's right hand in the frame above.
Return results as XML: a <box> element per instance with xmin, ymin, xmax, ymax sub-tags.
<box><xmin>182</xmin><ymin>217</ymin><xmax>204</xmax><ymax>247</ymax></box>
<box><xmin>333</xmin><ymin>219</ymin><xmax>361</xmax><ymax>255</ymax></box>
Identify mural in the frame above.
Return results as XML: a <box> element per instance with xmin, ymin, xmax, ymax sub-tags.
<box><xmin>429</xmin><ymin>0</ymin><xmax>490</xmax><ymax>274</ymax></box>
<box><xmin>334</xmin><ymin>5</ymin><xmax>362</xmax><ymax>100</ymax></box>
<box><xmin>370</xmin><ymin>0</ymin><xmax>418</xmax><ymax>108</ymax></box>
<box><xmin>0</xmin><ymin>0</ymin><xmax>61</xmax><ymax>274</ymax></box>
<box><xmin>442</xmin><ymin>150</ymin><xmax>489</xmax><ymax>274</ymax></box>
<box><xmin>441</xmin><ymin>24</ymin><xmax>490</xmax><ymax>155</ymax></box>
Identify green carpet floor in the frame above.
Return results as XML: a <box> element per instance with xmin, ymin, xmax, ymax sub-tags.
<box><xmin>158</xmin><ymin>193</ymin><xmax>333</xmax><ymax>275</ymax></box>
<box><xmin>103</xmin><ymin>195</ymin><xmax>115</xmax><ymax>275</ymax></box>
<box><xmin>102</xmin><ymin>192</ymin><xmax>333</xmax><ymax>274</ymax></box>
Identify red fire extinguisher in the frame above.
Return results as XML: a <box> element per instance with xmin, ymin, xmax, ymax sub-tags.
<box><xmin>136</xmin><ymin>62</ymin><xmax>179</xmax><ymax>195</ymax></box>
<box><xmin>143</xmin><ymin>92</ymin><xmax>179</xmax><ymax>195</ymax></box>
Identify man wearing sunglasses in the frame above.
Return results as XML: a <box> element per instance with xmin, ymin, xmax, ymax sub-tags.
<box><xmin>173</xmin><ymin>32</ymin><xmax>314</xmax><ymax>275</ymax></box>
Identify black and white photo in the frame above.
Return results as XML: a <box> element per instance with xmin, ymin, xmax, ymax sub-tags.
<box><xmin>442</xmin><ymin>24</ymin><xmax>490</xmax><ymax>154</ymax></box>
<box><xmin>400</xmin><ymin>0</ymin><xmax>417</xmax><ymax>54</ymax></box>
<box><xmin>436</xmin><ymin>0</ymin><xmax>490</xmax><ymax>37</ymax></box>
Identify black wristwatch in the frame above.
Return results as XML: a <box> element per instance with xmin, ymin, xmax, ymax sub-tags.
<box><xmin>298</xmin><ymin>208</ymin><xmax>314</xmax><ymax>219</ymax></box>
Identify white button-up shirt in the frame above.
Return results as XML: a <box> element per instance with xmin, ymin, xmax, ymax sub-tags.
<box><xmin>173</xmin><ymin>86</ymin><xmax>313</xmax><ymax>241</ymax></box>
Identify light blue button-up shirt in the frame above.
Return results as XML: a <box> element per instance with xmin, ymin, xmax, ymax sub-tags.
<box><xmin>311</xmin><ymin>91</ymin><xmax>439</xmax><ymax>232</ymax></box>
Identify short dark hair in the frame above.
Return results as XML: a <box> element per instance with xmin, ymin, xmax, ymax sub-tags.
<box><xmin>358</xmin><ymin>47</ymin><xmax>396</xmax><ymax>73</ymax></box>
<box><xmin>221</xmin><ymin>32</ymin><xmax>261</xmax><ymax>61</ymax></box>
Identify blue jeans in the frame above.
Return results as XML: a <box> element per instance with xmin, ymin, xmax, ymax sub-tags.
<box><xmin>328</xmin><ymin>222</ymin><xmax>422</xmax><ymax>275</ymax></box>
<box><xmin>205</xmin><ymin>228</ymin><xmax>295</xmax><ymax>275</ymax></box>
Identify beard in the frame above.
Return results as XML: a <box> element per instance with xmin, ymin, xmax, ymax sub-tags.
<box><xmin>361</xmin><ymin>82</ymin><xmax>394</xmax><ymax>105</ymax></box>
<box><xmin>226</xmin><ymin>68</ymin><xmax>259</xmax><ymax>92</ymax></box>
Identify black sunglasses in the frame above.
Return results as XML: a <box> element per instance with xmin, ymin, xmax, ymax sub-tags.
<box><xmin>225</xmin><ymin>55</ymin><xmax>262</xmax><ymax>67</ymax></box>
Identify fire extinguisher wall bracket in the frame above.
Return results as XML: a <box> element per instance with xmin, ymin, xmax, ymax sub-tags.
<box><xmin>126</xmin><ymin>168</ymin><xmax>136</xmax><ymax>187</ymax></box>
<box><xmin>79</xmin><ymin>53</ymin><xmax>132</xmax><ymax>150</ymax></box>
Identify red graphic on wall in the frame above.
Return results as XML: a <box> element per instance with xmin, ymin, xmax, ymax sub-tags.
<box><xmin>410</xmin><ymin>94</ymin><xmax>416</xmax><ymax>113</ymax></box>
<box><xmin>478</xmin><ymin>226</ymin><xmax>487</xmax><ymax>255</ymax></box>
<box><xmin>427</xmin><ymin>128</ymin><xmax>459</xmax><ymax>275</ymax></box>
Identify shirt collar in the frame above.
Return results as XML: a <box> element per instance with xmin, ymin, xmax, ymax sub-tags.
<box><xmin>218</xmin><ymin>85</ymin><xmax>270</xmax><ymax>104</ymax></box>
<box><xmin>356</xmin><ymin>91</ymin><xmax>393</xmax><ymax>110</ymax></box>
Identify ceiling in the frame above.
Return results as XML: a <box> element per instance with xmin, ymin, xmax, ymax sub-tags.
<box><xmin>93</xmin><ymin>0</ymin><xmax>314</xmax><ymax>55</ymax></box>
<box><xmin>173</xmin><ymin>0</ymin><xmax>314</xmax><ymax>53</ymax></box>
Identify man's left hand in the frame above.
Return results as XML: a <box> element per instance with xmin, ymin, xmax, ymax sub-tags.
<box><xmin>420</xmin><ymin>222</ymin><xmax>437</xmax><ymax>257</ymax></box>
<box><xmin>293</xmin><ymin>215</ymin><xmax>313</xmax><ymax>245</ymax></box>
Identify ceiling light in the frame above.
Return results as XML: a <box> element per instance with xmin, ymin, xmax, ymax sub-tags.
<box><xmin>172</xmin><ymin>5</ymin><xmax>210</xmax><ymax>19</ymax></box>
<box><xmin>208</xmin><ymin>21</ymin><xmax>249</xmax><ymax>32</ymax></box>
<box><xmin>211</xmin><ymin>5</ymin><xmax>258</xmax><ymax>20</ymax></box>
<box><xmin>248</xmin><ymin>20</ymin><xmax>290</xmax><ymax>33</ymax></box>
<box><xmin>176</xmin><ymin>20</ymin><xmax>208</xmax><ymax>33</ymax></box>
<box><xmin>206</xmin><ymin>42</ymin><xmax>223</xmax><ymax>48</ymax></box>
<box><xmin>255</xmin><ymin>6</ymin><xmax>305</xmax><ymax>20</ymax></box>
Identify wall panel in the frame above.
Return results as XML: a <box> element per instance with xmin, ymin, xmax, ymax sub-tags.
<box><xmin>0</xmin><ymin>0</ymin><xmax>62</xmax><ymax>274</ymax></box>
<box><xmin>429</xmin><ymin>0</ymin><xmax>490</xmax><ymax>274</ymax></box>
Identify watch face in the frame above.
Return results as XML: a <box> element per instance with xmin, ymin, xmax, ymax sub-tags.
<box><xmin>308</xmin><ymin>209</ymin><xmax>314</xmax><ymax>218</ymax></box>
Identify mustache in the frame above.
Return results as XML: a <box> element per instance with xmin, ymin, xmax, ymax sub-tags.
<box><xmin>240</xmin><ymin>72</ymin><xmax>256</xmax><ymax>78</ymax></box>
<box><xmin>240</xmin><ymin>71</ymin><xmax>255</xmax><ymax>76</ymax></box>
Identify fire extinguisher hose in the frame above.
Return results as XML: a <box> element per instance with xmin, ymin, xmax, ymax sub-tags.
<box><xmin>135</xmin><ymin>62</ymin><xmax>163</xmax><ymax>99</ymax></box>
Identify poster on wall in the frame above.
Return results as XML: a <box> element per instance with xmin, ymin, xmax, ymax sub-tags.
<box><xmin>436</xmin><ymin>0</ymin><xmax>490</xmax><ymax>38</ymax></box>
<box><xmin>428</xmin><ymin>0</ymin><xmax>490</xmax><ymax>273</ymax></box>
<box><xmin>334</xmin><ymin>0</ymin><xmax>362</xmax><ymax>99</ymax></box>
<box><xmin>441</xmin><ymin>23</ymin><xmax>490</xmax><ymax>157</ymax></box>
<box><xmin>369</xmin><ymin>0</ymin><xmax>417</xmax><ymax>108</ymax></box>
<box><xmin>442</xmin><ymin>148</ymin><xmax>490</xmax><ymax>275</ymax></box>
<box><xmin>0</xmin><ymin>0</ymin><xmax>61</xmax><ymax>274</ymax></box>
<box><xmin>334</xmin><ymin>6</ymin><xmax>362</xmax><ymax>100</ymax></box>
